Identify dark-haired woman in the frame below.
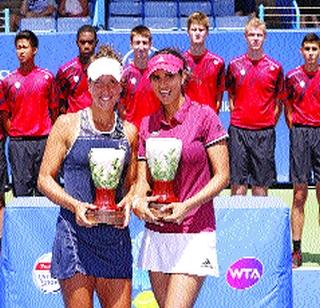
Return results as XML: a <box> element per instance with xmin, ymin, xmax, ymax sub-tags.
<box><xmin>133</xmin><ymin>48</ymin><xmax>229</xmax><ymax>307</ymax></box>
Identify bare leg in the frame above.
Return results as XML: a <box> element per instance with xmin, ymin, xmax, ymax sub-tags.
<box><xmin>59</xmin><ymin>273</ymin><xmax>95</xmax><ymax>308</ymax></box>
<box><xmin>291</xmin><ymin>184</ymin><xmax>308</xmax><ymax>241</ymax></box>
<box><xmin>96</xmin><ymin>278</ymin><xmax>131</xmax><ymax>308</ymax></box>
<box><xmin>164</xmin><ymin>274</ymin><xmax>205</xmax><ymax>308</ymax></box>
<box><xmin>252</xmin><ymin>186</ymin><xmax>268</xmax><ymax>196</ymax></box>
<box><xmin>149</xmin><ymin>271</ymin><xmax>170</xmax><ymax>308</ymax></box>
<box><xmin>231</xmin><ymin>184</ymin><xmax>248</xmax><ymax>196</ymax></box>
<box><xmin>315</xmin><ymin>183</ymin><xmax>320</xmax><ymax>225</ymax></box>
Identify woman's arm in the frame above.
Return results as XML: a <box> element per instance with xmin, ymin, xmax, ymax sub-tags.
<box><xmin>116</xmin><ymin>121</ymin><xmax>138</xmax><ymax>227</ymax></box>
<box><xmin>162</xmin><ymin>139</ymin><xmax>229</xmax><ymax>224</ymax></box>
<box><xmin>38</xmin><ymin>114</ymin><xmax>97</xmax><ymax>227</ymax></box>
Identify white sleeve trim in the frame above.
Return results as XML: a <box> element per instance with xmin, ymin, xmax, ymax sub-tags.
<box><xmin>205</xmin><ymin>134</ymin><xmax>229</xmax><ymax>148</ymax></box>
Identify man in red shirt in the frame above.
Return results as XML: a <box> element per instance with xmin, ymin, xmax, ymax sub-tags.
<box><xmin>183</xmin><ymin>11</ymin><xmax>225</xmax><ymax>113</ymax></box>
<box><xmin>56</xmin><ymin>25</ymin><xmax>97</xmax><ymax>114</ymax></box>
<box><xmin>226</xmin><ymin>17</ymin><xmax>284</xmax><ymax>196</ymax></box>
<box><xmin>0</xmin><ymin>30</ymin><xmax>58</xmax><ymax>196</ymax></box>
<box><xmin>121</xmin><ymin>25</ymin><xmax>160</xmax><ymax>129</ymax></box>
<box><xmin>0</xmin><ymin>104</ymin><xmax>7</xmax><ymax>251</ymax></box>
<box><xmin>285</xmin><ymin>33</ymin><xmax>320</xmax><ymax>268</ymax></box>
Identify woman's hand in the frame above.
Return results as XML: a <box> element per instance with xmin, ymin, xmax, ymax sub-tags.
<box><xmin>132</xmin><ymin>195</ymin><xmax>163</xmax><ymax>225</ymax></box>
<box><xmin>74</xmin><ymin>202</ymin><xmax>98</xmax><ymax>228</ymax></box>
<box><xmin>161</xmin><ymin>202</ymin><xmax>189</xmax><ymax>225</ymax></box>
<box><xmin>116</xmin><ymin>196</ymin><xmax>132</xmax><ymax>228</ymax></box>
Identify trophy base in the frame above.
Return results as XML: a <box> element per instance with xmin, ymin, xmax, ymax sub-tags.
<box><xmin>149</xmin><ymin>202</ymin><xmax>172</xmax><ymax>219</ymax></box>
<box><xmin>87</xmin><ymin>209</ymin><xmax>125</xmax><ymax>225</ymax></box>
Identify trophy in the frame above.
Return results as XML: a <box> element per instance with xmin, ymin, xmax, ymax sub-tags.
<box><xmin>146</xmin><ymin>137</ymin><xmax>183</xmax><ymax>218</ymax></box>
<box><xmin>88</xmin><ymin>148</ymin><xmax>126</xmax><ymax>225</ymax></box>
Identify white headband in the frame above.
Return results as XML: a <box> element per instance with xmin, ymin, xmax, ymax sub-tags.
<box><xmin>87</xmin><ymin>57</ymin><xmax>122</xmax><ymax>82</ymax></box>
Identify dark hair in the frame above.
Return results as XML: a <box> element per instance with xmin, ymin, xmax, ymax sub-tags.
<box><xmin>151</xmin><ymin>48</ymin><xmax>188</xmax><ymax>72</ymax></box>
<box><xmin>77</xmin><ymin>24</ymin><xmax>97</xmax><ymax>41</ymax></box>
<box><xmin>15</xmin><ymin>30</ymin><xmax>38</xmax><ymax>48</ymax></box>
<box><xmin>301</xmin><ymin>33</ymin><xmax>320</xmax><ymax>47</ymax></box>
<box><xmin>130</xmin><ymin>25</ymin><xmax>152</xmax><ymax>43</ymax></box>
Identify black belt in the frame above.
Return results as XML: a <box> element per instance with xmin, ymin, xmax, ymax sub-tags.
<box><xmin>293</xmin><ymin>124</ymin><xmax>319</xmax><ymax>128</ymax></box>
<box><xmin>10</xmin><ymin>135</ymin><xmax>48</xmax><ymax>141</ymax></box>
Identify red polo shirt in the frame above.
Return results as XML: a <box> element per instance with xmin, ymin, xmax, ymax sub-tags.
<box><xmin>0</xmin><ymin>66</ymin><xmax>58</xmax><ymax>137</ymax></box>
<box><xmin>226</xmin><ymin>54</ymin><xmax>284</xmax><ymax>129</ymax></box>
<box><xmin>285</xmin><ymin>65</ymin><xmax>320</xmax><ymax>126</ymax></box>
<box><xmin>56</xmin><ymin>57</ymin><xmax>92</xmax><ymax>113</ymax></box>
<box><xmin>183</xmin><ymin>50</ymin><xmax>225</xmax><ymax>113</ymax></box>
<box><xmin>121</xmin><ymin>63</ymin><xmax>160</xmax><ymax>129</ymax></box>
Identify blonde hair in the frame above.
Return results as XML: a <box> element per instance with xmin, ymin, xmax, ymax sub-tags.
<box><xmin>187</xmin><ymin>11</ymin><xmax>209</xmax><ymax>31</ymax></box>
<box><xmin>245</xmin><ymin>17</ymin><xmax>266</xmax><ymax>34</ymax></box>
<box><xmin>90</xmin><ymin>45</ymin><xmax>122</xmax><ymax>64</ymax></box>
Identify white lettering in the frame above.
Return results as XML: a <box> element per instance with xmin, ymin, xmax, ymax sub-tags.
<box><xmin>220</xmin><ymin>99</ymin><xmax>230</xmax><ymax>113</ymax></box>
<box><xmin>228</xmin><ymin>268</ymin><xmax>261</xmax><ymax>280</ymax></box>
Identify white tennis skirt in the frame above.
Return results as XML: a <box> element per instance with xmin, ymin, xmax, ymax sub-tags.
<box><xmin>137</xmin><ymin>229</ymin><xmax>219</xmax><ymax>277</ymax></box>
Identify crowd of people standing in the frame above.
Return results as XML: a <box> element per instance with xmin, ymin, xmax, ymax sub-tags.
<box><xmin>0</xmin><ymin>11</ymin><xmax>319</xmax><ymax>307</ymax></box>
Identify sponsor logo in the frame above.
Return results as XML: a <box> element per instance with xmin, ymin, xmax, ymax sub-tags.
<box><xmin>201</xmin><ymin>258</ymin><xmax>213</xmax><ymax>269</ymax></box>
<box><xmin>32</xmin><ymin>253</ymin><xmax>60</xmax><ymax>294</ymax></box>
<box><xmin>131</xmin><ymin>77</ymin><xmax>137</xmax><ymax>85</ymax></box>
<box><xmin>226</xmin><ymin>257</ymin><xmax>264</xmax><ymax>290</ymax></box>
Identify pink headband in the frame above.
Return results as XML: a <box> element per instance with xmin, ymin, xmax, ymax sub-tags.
<box><xmin>147</xmin><ymin>53</ymin><xmax>184</xmax><ymax>78</ymax></box>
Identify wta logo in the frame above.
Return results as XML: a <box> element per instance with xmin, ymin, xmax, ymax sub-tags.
<box><xmin>226</xmin><ymin>257</ymin><xmax>264</xmax><ymax>290</ymax></box>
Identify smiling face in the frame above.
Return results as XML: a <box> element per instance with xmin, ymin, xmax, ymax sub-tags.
<box><xmin>301</xmin><ymin>42</ymin><xmax>320</xmax><ymax>66</ymax></box>
<box><xmin>15</xmin><ymin>38</ymin><xmax>37</xmax><ymax>65</ymax></box>
<box><xmin>89</xmin><ymin>75</ymin><xmax>121</xmax><ymax>111</ymax></box>
<box><xmin>188</xmin><ymin>22</ymin><xmax>208</xmax><ymax>46</ymax></box>
<box><xmin>150</xmin><ymin>70</ymin><xmax>185</xmax><ymax>106</ymax></box>
<box><xmin>245</xmin><ymin>26</ymin><xmax>265</xmax><ymax>52</ymax></box>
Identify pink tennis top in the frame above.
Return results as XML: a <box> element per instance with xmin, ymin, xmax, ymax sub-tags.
<box><xmin>138</xmin><ymin>96</ymin><xmax>228</xmax><ymax>233</ymax></box>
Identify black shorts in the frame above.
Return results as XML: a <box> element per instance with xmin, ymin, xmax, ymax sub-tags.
<box><xmin>9</xmin><ymin>137</ymin><xmax>47</xmax><ymax>197</ymax></box>
<box><xmin>228</xmin><ymin>125</ymin><xmax>276</xmax><ymax>187</ymax></box>
<box><xmin>290</xmin><ymin>126</ymin><xmax>320</xmax><ymax>184</ymax></box>
<box><xmin>0</xmin><ymin>139</ymin><xmax>8</xmax><ymax>195</ymax></box>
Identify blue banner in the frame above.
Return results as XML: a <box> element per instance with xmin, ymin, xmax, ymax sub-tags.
<box><xmin>0</xmin><ymin>196</ymin><xmax>294</xmax><ymax>307</ymax></box>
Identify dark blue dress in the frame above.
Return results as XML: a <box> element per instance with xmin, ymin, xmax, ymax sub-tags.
<box><xmin>51</xmin><ymin>108</ymin><xmax>132</xmax><ymax>279</ymax></box>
